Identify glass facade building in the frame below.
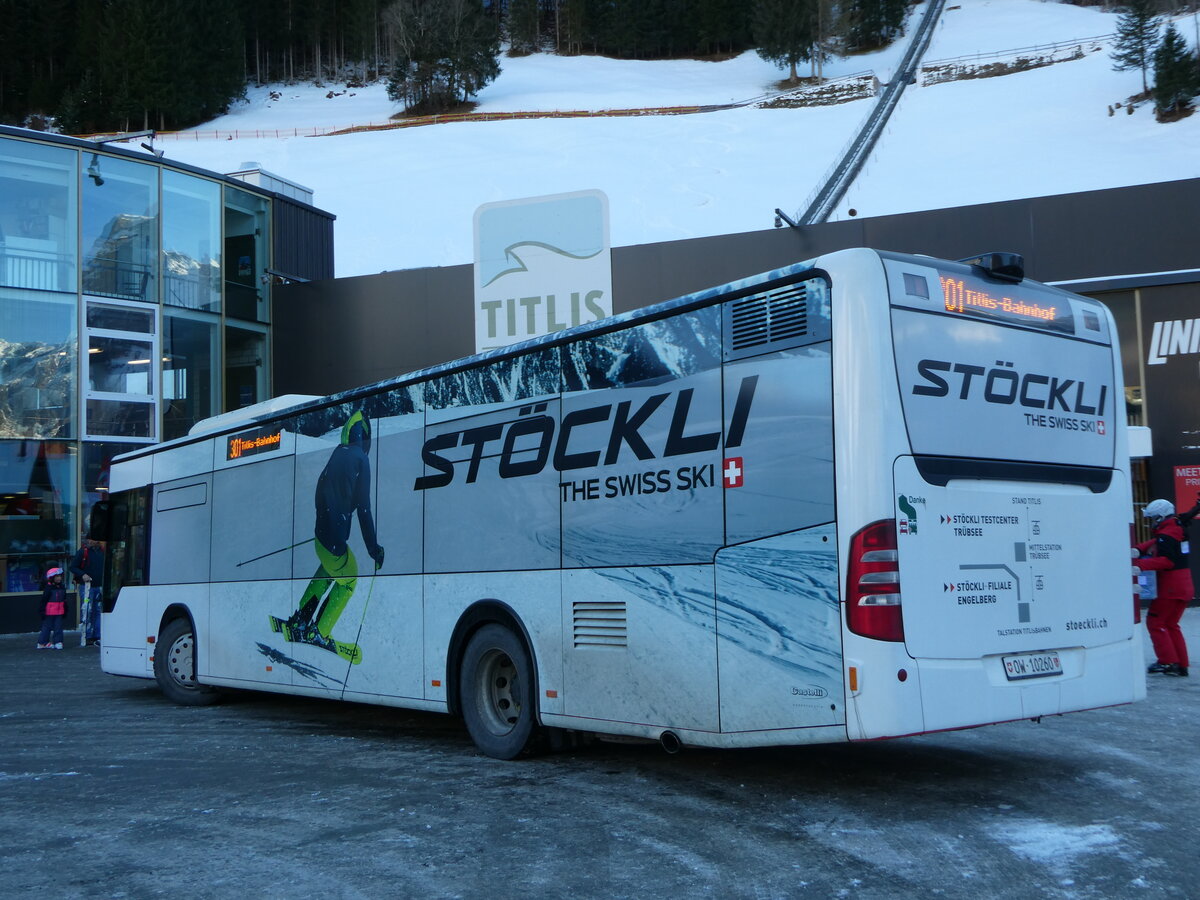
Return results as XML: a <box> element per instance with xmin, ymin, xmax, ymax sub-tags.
<box><xmin>0</xmin><ymin>127</ymin><xmax>331</xmax><ymax>616</ymax></box>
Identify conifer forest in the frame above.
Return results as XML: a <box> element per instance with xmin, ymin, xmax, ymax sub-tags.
<box><xmin>0</xmin><ymin>0</ymin><xmax>914</xmax><ymax>132</ymax></box>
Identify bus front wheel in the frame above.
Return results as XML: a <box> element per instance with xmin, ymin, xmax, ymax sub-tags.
<box><xmin>154</xmin><ymin>617</ymin><xmax>220</xmax><ymax>706</ymax></box>
<box><xmin>460</xmin><ymin>624</ymin><xmax>538</xmax><ymax>759</ymax></box>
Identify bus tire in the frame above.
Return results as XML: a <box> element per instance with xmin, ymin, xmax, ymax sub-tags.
<box><xmin>154</xmin><ymin>617</ymin><xmax>220</xmax><ymax>706</ymax></box>
<box><xmin>460</xmin><ymin>623</ymin><xmax>539</xmax><ymax>759</ymax></box>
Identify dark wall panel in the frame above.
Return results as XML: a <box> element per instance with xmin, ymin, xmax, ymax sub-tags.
<box><xmin>1028</xmin><ymin>180</ymin><xmax>1197</xmax><ymax>283</ymax></box>
<box><xmin>0</xmin><ymin>594</ymin><xmax>79</xmax><ymax>635</ymax></box>
<box><xmin>273</xmin><ymin>179</ymin><xmax>1200</xmax><ymax>398</ymax></box>
<box><xmin>273</xmin><ymin>200</ymin><xmax>335</xmax><ymax>282</ymax></box>
<box><xmin>864</xmin><ymin>200</ymin><xmax>1035</xmax><ymax>273</ymax></box>
<box><xmin>273</xmin><ymin>266</ymin><xmax>473</xmax><ymax>396</ymax></box>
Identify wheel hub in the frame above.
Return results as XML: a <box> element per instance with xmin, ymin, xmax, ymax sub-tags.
<box><xmin>166</xmin><ymin>633</ymin><xmax>198</xmax><ymax>688</ymax></box>
<box><xmin>477</xmin><ymin>648</ymin><xmax>520</xmax><ymax>734</ymax></box>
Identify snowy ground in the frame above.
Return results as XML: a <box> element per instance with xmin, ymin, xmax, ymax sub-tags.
<box><xmin>132</xmin><ymin>0</ymin><xmax>1197</xmax><ymax>278</ymax></box>
<box><xmin>3</xmin><ymin>614</ymin><xmax>1197</xmax><ymax>898</ymax></box>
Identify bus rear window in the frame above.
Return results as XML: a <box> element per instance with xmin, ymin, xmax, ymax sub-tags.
<box><xmin>891</xmin><ymin>305</ymin><xmax>1116</xmax><ymax>470</ymax></box>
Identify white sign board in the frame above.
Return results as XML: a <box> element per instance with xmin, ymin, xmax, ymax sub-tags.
<box><xmin>473</xmin><ymin>190</ymin><xmax>612</xmax><ymax>353</ymax></box>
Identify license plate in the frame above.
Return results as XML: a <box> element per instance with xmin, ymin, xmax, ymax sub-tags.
<box><xmin>1002</xmin><ymin>651</ymin><xmax>1063</xmax><ymax>681</ymax></box>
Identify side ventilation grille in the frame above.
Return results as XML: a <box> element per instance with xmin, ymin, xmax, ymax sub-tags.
<box><xmin>572</xmin><ymin>601</ymin><xmax>627</xmax><ymax>649</ymax></box>
<box><xmin>729</xmin><ymin>283</ymin><xmax>808</xmax><ymax>351</ymax></box>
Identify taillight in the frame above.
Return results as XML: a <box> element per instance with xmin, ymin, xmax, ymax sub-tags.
<box><xmin>847</xmin><ymin>519</ymin><xmax>904</xmax><ymax>642</ymax></box>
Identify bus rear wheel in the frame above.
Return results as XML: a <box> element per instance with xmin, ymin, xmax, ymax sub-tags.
<box><xmin>460</xmin><ymin>624</ymin><xmax>538</xmax><ymax>759</ymax></box>
<box><xmin>154</xmin><ymin>617</ymin><xmax>220</xmax><ymax>706</ymax></box>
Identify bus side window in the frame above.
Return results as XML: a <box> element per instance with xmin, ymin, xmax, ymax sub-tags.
<box><xmin>151</xmin><ymin>478</ymin><xmax>213</xmax><ymax>584</ymax></box>
<box><xmin>561</xmin><ymin>310</ymin><xmax>726</xmax><ymax>567</ymax></box>
<box><xmin>88</xmin><ymin>500</ymin><xmax>109</xmax><ymax>542</ymax></box>
<box><xmin>422</xmin><ymin>353</ymin><xmax>562</xmax><ymax>574</ymax></box>
<box><xmin>104</xmin><ymin>487</ymin><xmax>150</xmax><ymax>611</ymax></box>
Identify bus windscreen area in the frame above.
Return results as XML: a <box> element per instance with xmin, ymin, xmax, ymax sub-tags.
<box><xmin>937</xmin><ymin>270</ymin><xmax>1076</xmax><ymax>334</ymax></box>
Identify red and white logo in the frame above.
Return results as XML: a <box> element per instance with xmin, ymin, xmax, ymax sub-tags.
<box><xmin>723</xmin><ymin>457</ymin><xmax>744</xmax><ymax>489</ymax></box>
<box><xmin>1098</xmin><ymin>420</ymin><xmax>1106</xmax><ymax>435</ymax></box>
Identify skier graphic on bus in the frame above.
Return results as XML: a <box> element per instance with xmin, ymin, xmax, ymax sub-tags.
<box><xmin>270</xmin><ymin>410</ymin><xmax>384</xmax><ymax>664</ymax></box>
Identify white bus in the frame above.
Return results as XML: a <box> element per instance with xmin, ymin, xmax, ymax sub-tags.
<box><xmin>96</xmin><ymin>248</ymin><xmax>1144</xmax><ymax>758</ymax></box>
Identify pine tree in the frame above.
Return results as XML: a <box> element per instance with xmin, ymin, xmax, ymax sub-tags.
<box><xmin>384</xmin><ymin>0</ymin><xmax>500</xmax><ymax>113</ymax></box>
<box><xmin>95</xmin><ymin>0</ymin><xmax>158</xmax><ymax>131</ymax></box>
<box><xmin>183</xmin><ymin>0</ymin><xmax>246</xmax><ymax>125</ymax></box>
<box><xmin>754</xmin><ymin>0</ymin><xmax>819</xmax><ymax>84</ymax></box>
<box><xmin>1111</xmin><ymin>0</ymin><xmax>1161</xmax><ymax>95</ymax></box>
<box><xmin>694</xmin><ymin>0</ymin><xmax>751</xmax><ymax>56</ymax></box>
<box><xmin>339</xmin><ymin>0</ymin><xmax>380</xmax><ymax>82</ymax></box>
<box><xmin>57</xmin><ymin>69</ymin><xmax>103</xmax><ymax>134</ymax></box>
<box><xmin>1152</xmin><ymin>24</ymin><xmax>1199</xmax><ymax>119</ymax></box>
<box><xmin>557</xmin><ymin>0</ymin><xmax>589</xmax><ymax>55</ymax></box>
<box><xmin>508</xmin><ymin>0</ymin><xmax>541</xmax><ymax>55</ymax></box>
<box><xmin>839</xmin><ymin>0</ymin><xmax>905</xmax><ymax>53</ymax></box>
<box><xmin>22</xmin><ymin>0</ymin><xmax>74</xmax><ymax>116</ymax></box>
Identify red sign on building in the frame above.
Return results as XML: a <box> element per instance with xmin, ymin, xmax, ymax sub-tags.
<box><xmin>1173</xmin><ymin>464</ymin><xmax>1200</xmax><ymax>513</ymax></box>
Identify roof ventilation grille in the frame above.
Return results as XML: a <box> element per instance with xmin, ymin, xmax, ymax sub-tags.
<box><xmin>730</xmin><ymin>283</ymin><xmax>809</xmax><ymax>351</ymax></box>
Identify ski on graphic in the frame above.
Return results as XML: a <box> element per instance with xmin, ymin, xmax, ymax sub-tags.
<box><xmin>268</xmin><ymin>615</ymin><xmax>362</xmax><ymax>664</ymax></box>
<box><xmin>255</xmin><ymin>643</ymin><xmax>342</xmax><ymax>686</ymax></box>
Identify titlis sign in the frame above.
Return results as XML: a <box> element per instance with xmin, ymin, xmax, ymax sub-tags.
<box><xmin>473</xmin><ymin>190</ymin><xmax>613</xmax><ymax>353</ymax></box>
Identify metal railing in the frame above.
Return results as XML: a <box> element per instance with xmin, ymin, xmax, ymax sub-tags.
<box><xmin>0</xmin><ymin>249</ymin><xmax>72</xmax><ymax>292</ymax></box>
<box><xmin>77</xmin><ymin>70</ymin><xmax>882</xmax><ymax>143</ymax></box>
<box><xmin>797</xmin><ymin>0</ymin><xmax>948</xmax><ymax>225</ymax></box>
<box><xmin>920</xmin><ymin>33</ymin><xmax>1112</xmax><ymax>70</ymax></box>
<box><xmin>82</xmin><ymin>258</ymin><xmax>153</xmax><ymax>302</ymax></box>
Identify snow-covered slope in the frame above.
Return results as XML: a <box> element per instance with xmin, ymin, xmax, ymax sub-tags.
<box><xmin>143</xmin><ymin>0</ymin><xmax>1197</xmax><ymax>278</ymax></box>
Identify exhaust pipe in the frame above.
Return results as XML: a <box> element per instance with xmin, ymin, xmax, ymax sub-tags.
<box><xmin>659</xmin><ymin>730</ymin><xmax>682</xmax><ymax>754</ymax></box>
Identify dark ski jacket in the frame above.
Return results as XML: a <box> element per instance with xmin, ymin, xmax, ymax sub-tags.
<box><xmin>313</xmin><ymin>441</ymin><xmax>380</xmax><ymax>559</ymax></box>
<box><xmin>42</xmin><ymin>584</ymin><xmax>67</xmax><ymax>616</ymax></box>
<box><xmin>1136</xmin><ymin>515</ymin><xmax>1193</xmax><ymax>601</ymax></box>
<box><xmin>69</xmin><ymin>544</ymin><xmax>105</xmax><ymax>587</ymax></box>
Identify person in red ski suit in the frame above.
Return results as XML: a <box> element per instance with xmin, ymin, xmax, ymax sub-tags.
<box><xmin>1135</xmin><ymin>499</ymin><xmax>1193</xmax><ymax>677</ymax></box>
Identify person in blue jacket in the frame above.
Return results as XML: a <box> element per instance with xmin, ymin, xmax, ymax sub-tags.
<box><xmin>69</xmin><ymin>539</ymin><xmax>105</xmax><ymax>646</ymax></box>
<box><xmin>271</xmin><ymin>411</ymin><xmax>383</xmax><ymax>661</ymax></box>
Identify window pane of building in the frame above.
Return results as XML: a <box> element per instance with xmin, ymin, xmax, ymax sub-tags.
<box><xmin>0</xmin><ymin>289</ymin><xmax>75</xmax><ymax>439</ymax></box>
<box><xmin>225</xmin><ymin>186</ymin><xmax>269</xmax><ymax>323</ymax></box>
<box><xmin>164</xmin><ymin>170</ymin><xmax>221</xmax><ymax>313</ymax></box>
<box><xmin>87</xmin><ymin>335</ymin><xmax>155</xmax><ymax>395</ymax></box>
<box><xmin>0</xmin><ymin>439</ymin><xmax>77</xmax><ymax>593</ymax></box>
<box><xmin>81</xmin><ymin>441</ymin><xmax>124</xmax><ymax>538</ymax></box>
<box><xmin>163</xmin><ymin>310</ymin><xmax>220</xmax><ymax>440</ymax></box>
<box><xmin>0</xmin><ymin>138</ymin><xmax>77</xmax><ymax>293</ymax></box>
<box><xmin>85</xmin><ymin>399</ymin><xmax>154</xmax><ymax>439</ymax></box>
<box><xmin>86</xmin><ymin>304</ymin><xmax>154</xmax><ymax>334</ymax></box>
<box><xmin>82</xmin><ymin>155</ymin><xmax>158</xmax><ymax>302</ymax></box>
<box><xmin>225</xmin><ymin>324</ymin><xmax>267</xmax><ymax>409</ymax></box>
